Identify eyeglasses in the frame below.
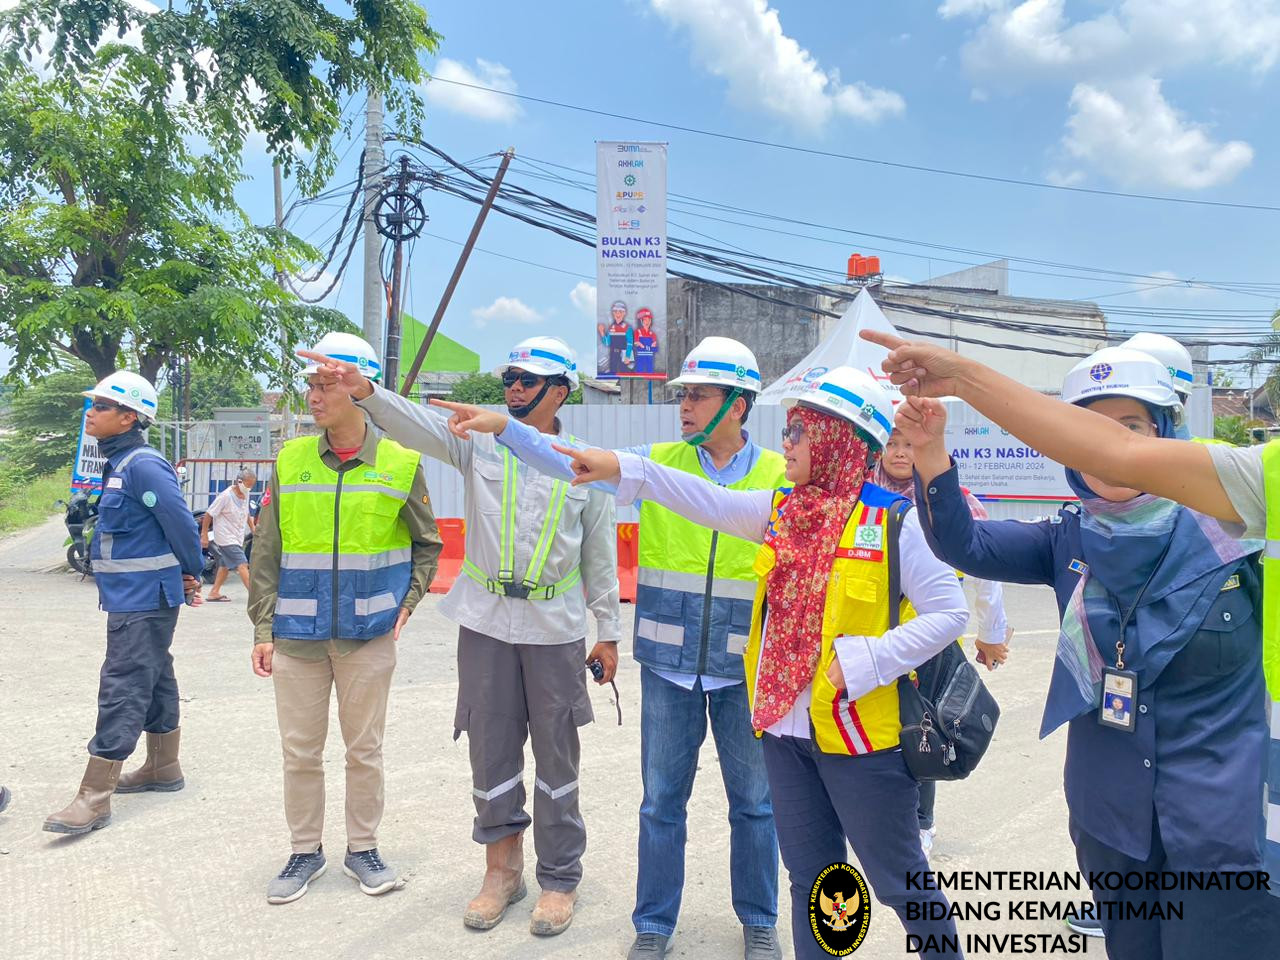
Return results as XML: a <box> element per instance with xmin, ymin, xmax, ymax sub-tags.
<box><xmin>781</xmin><ymin>421</ymin><xmax>807</xmax><ymax>446</ymax></box>
<box><xmin>674</xmin><ymin>388</ymin><xmax>720</xmax><ymax>404</ymax></box>
<box><xmin>90</xmin><ymin>400</ymin><xmax>124</xmax><ymax>413</ymax></box>
<box><xmin>501</xmin><ymin>371</ymin><xmax>543</xmax><ymax>389</ymax></box>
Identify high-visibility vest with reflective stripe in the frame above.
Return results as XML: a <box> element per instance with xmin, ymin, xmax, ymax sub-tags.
<box><xmin>744</xmin><ymin>484</ymin><xmax>916</xmax><ymax>756</ymax></box>
<box><xmin>634</xmin><ymin>441</ymin><xmax>787</xmax><ymax>679</ymax></box>
<box><xmin>273</xmin><ymin>436</ymin><xmax>420</xmax><ymax>641</ymax></box>
<box><xmin>1259</xmin><ymin>443</ymin><xmax>1280</xmax><ymax>698</ymax></box>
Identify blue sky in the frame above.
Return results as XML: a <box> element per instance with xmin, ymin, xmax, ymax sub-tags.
<box><xmin>130</xmin><ymin>1</ymin><xmax>1280</xmax><ymax>381</ymax></box>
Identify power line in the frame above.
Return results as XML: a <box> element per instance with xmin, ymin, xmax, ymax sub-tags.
<box><xmin>425</xmin><ymin>77</ymin><xmax>1280</xmax><ymax>213</ymax></box>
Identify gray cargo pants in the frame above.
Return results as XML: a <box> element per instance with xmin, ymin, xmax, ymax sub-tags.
<box><xmin>453</xmin><ymin>626</ymin><xmax>593</xmax><ymax>892</ymax></box>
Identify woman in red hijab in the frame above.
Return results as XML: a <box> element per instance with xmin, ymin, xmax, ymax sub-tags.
<box><xmin>522</xmin><ymin>367</ymin><xmax>971</xmax><ymax>959</ymax></box>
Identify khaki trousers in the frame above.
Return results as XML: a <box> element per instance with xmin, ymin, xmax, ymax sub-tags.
<box><xmin>272</xmin><ymin>632</ymin><xmax>396</xmax><ymax>853</ymax></box>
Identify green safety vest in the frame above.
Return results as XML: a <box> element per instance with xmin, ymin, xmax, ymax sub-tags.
<box><xmin>461</xmin><ymin>446</ymin><xmax>582</xmax><ymax>601</ymax></box>
<box><xmin>633</xmin><ymin>440</ymin><xmax>787</xmax><ymax>678</ymax></box>
<box><xmin>273</xmin><ymin>435</ymin><xmax>420</xmax><ymax>641</ymax></box>
<box><xmin>1260</xmin><ymin>443</ymin><xmax>1280</xmax><ymax>697</ymax></box>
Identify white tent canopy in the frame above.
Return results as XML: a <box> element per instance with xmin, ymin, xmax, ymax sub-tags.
<box><xmin>756</xmin><ymin>289</ymin><xmax>905</xmax><ymax>405</ymax></box>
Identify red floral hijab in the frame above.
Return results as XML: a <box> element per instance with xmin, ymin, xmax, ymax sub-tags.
<box><xmin>753</xmin><ymin>405</ymin><xmax>872</xmax><ymax>730</ymax></box>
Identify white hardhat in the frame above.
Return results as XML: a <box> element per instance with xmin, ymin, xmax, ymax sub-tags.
<box><xmin>779</xmin><ymin>365</ymin><xmax>894</xmax><ymax>449</ymax></box>
<box><xmin>495</xmin><ymin>336</ymin><xmax>580</xmax><ymax>389</ymax></box>
<box><xmin>1121</xmin><ymin>333</ymin><xmax>1194</xmax><ymax>399</ymax></box>
<box><xmin>667</xmin><ymin>337</ymin><xmax>763</xmax><ymax>394</ymax></box>
<box><xmin>83</xmin><ymin>371</ymin><xmax>159</xmax><ymax>422</ymax></box>
<box><xmin>1061</xmin><ymin>347</ymin><xmax>1179</xmax><ymax>409</ymax></box>
<box><xmin>302</xmin><ymin>331</ymin><xmax>382</xmax><ymax>382</ymax></box>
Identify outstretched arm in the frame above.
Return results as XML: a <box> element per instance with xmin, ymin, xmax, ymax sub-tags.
<box><xmin>554</xmin><ymin>445</ymin><xmax>774</xmax><ymax>543</ymax></box>
<box><xmin>860</xmin><ymin>331</ymin><xmax>1242</xmax><ymax>524</ymax></box>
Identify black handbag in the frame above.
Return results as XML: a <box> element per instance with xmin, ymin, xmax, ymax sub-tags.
<box><xmin>887</xmin><ymin>501</ymin><xmax>1001</xmax><ymax>781</ymax></box>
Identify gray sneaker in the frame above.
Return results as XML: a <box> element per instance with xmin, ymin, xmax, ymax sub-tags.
<box><xmin>267</xmin><ymin>847</ymin><xmax>327</xmax><ymax>904</ymax></box>
<box><xmin>628</xmin><ymin>932</ymin><xmax>672</xmax><ymax>959</ymax></box>
<box><xmin>343</xmin><ymin>847</ymin><xmax>398</xmax><ymax>895</ymax></box>
<box><xmin>744</xmin><ymin>925</ymin><xmax>782</xmax><ymax>960</ymax></box>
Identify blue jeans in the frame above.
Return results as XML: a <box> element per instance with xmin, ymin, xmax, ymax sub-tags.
<box><xmin>633</xmin><ymin>667</ymin><xmax>779</xmax><ymax>936</ymax></box>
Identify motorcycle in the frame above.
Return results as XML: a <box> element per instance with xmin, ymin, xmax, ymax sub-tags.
<box><xmin>56</xmin><ymin>489</ymin><xmax>98</xmax><ymax>577</ymax></box>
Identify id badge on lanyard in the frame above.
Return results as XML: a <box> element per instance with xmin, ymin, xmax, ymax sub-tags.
<box><xmin>1096</xmin><ymin>540</ymin><xmax>1171</xmax><ymax>735</ymax></box>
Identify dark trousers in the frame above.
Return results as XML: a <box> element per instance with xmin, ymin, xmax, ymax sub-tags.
<box><xmin>454</xmin><ymin>626</ymin><xmax>593</xmax><ymax>892</ymax></box>
<box><xmin>89</xmin><ymin>606</ymin><xmax>181</xmax><ymax>760</ymax></box>
<box><xmin>762</xmin><ymin>735</ymin><xmax>960</xmax><ymax>959</ymax></box>
<box><xmin>917</xmin><ymin>780</ymin><xmax>937</xmax><ymax>831</ymax></box>
<box><xmin>1071</xmin><ymin>813</ymin><xmax>1280</xmax><ymax>960</ymax></box>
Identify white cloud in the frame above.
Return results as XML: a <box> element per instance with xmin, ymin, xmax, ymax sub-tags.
<box><xmin>424</xmin><ymin>58</ymin><xmax>521</xmax><ymax>123</ymax></box>
<box><xmin>648</xmin><ymin>0</ymin><xmax>904</xmax><ymax>127</ymax></box>
<box><xmin>471</xmin><ymin>296</ymin><xmax>543</xmax><ymax>328</ymax></box>
<box><xmin>945</xmin><ymin>0</ymin><xmax>1280</xmax><ymax>83</ymax></box>
<box><xmin>287</xmin><ymin>269</ymin><xmax>340</xmax><ymax>303</ymax></box>
<box><xmin>1059</xmin><ymin>76</ymin><xmax>1253</xmax><ymax>189</ymax></box>
<box><xmin>569</xmin><ymin>281</ymin><xmax>596</xmax><ymax>317</ymax></box>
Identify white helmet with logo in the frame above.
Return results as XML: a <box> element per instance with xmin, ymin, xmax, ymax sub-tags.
<box><xmin>668</xmin><ymin>337</ymin><xmax>763</xmax><ymax>394</ymax></box>
<box><xmin>83</xmin><ymin>371</ymin><xmax>159</xmax><ymax>423</ymax></box>
<box><xmin>1121</xmin><ymin>333</ymin><xmax>1194</xmax><ymax>400</ymax></box>
<box><xmin>779</xmin><ymin>366</ymin><xmax>894</xmax><ymax>449</ymax></box>
<box><xmin>1061</xmin><ymin>347</ymin><xmax>1179</xmax><ymax>409</ymax></box>
<box><xmin>495</xmin><ymin>336</ymin><xmax>580</xmax><ymax>388</ymax></box>
<box><xmin>303</xmin><ymin>331</ymin><xmax>382</xmax><ymax>382</ymax></box>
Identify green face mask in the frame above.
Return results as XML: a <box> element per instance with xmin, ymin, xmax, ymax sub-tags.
<box><xmin>682</xmin><ymin>387</ymin><xmax>743</xmax><ymax>447</ymax></box>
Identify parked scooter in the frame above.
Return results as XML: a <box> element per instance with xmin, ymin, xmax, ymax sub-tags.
<box><xmin>55</xmin><ymin>488</ymin><xmax>98</xmax><ymax>577</ymax></box>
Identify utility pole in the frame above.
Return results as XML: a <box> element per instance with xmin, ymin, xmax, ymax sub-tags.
<box><xmin>362</xmin><ymin>92</ymin><xmax>386</xmax><ymax>357</ymax></box>
<box><xmin>383</xmin><ymin>157</ymin><xmax>413</xmax><ymax>391</ymax></box>
<box><xmin>400</xmin><ymin>148</ymin><xmax>515</xmax><ymax>396</ymax></box>
<box><xmin>274</xmin><ymin>161</ymin><xmax>294</xmax><ymax>443</ymax></box>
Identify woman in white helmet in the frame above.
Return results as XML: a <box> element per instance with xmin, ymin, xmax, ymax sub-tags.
<box><xmin>889</xmin><ymin>346</ymin><xmax>1275</xmax><ymax>954</ymax></box>
<box><xmin>506</xmin><ymin>365</ymin><xmax>971</xmax><ymax>959</ymax></box>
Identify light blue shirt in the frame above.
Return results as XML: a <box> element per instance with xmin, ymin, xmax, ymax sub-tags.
<box><xmin>498</xmin><ymin>418</ymin><xmax>765</xmax><ymax>691</ymax></box>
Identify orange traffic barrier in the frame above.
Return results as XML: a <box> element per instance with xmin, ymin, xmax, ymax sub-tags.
<box><xmin>428</xmin><ymin>519</ymin><xmax>640</xmax><ymax>603</ymax></box>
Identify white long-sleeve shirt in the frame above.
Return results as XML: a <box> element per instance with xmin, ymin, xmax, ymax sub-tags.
<box><xmin>356</xmin><ymin>386</ymin><xmax>620</xmax><ymax>645</ymax></box>
<box><xmin>614</xmin><ymin>451</ymin><xmax>969</xmax><ymax>739</ymax></box>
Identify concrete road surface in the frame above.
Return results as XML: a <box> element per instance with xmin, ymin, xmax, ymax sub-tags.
<box><xmin>0</xmin><ymin>517</ymin><xmax>1095</xmax><ymax>960</ymax></box>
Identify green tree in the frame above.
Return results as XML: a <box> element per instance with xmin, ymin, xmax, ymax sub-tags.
<box><xmin>448</xmin><ymin>374</ymin><xmax>583</xmax><ymax>406</ymax></box>
<box><xmin>1213</xmin><ymin>415</ymin><xmax>1258</xmax><ymax>446</ymax></box>
<box><xmin>155</xmin><ymin>358</ymin><xmax>264</xmax><ymax>422</ymax></box>
<box><xmin>0</xmin><ymin>49</ymin><xmax>346</xmax><ymax>386</ymax></box>
<box><xmin>0</xmin><ymin>361</ymin><xmax>94</xmax><ymax>479</ymax></box>
<box><xmin>0</xmin><ymin>0</ymin><xmax>439</xmax><ymax>191</ymax></box>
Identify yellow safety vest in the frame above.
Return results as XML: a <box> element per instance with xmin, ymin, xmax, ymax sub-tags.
<box><xmin>744</xmin><ymin>489</ymin><xmax>916</xmax><ymax>755</ymax></box>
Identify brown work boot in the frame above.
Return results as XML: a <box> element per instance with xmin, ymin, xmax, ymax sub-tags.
<box><xmin>43</xmin><ymin>756</ymin><xmax>123</xmax><ymax>835</ymax></box>
<box><xmin>116</xmin><ymin>729</ymin><xmax>185</xmax><ymax>793</ymax></box>
<box><xmin>530</xmin><ymin>888</ymin><xmax>578</xmax><ymax>936</ymax></box>
<box><xmin>462</xmin><ymin>831</ymin><xmax>526</xmax><ymax>930</ymax></box>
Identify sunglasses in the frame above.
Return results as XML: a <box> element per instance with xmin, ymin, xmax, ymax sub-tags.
<box><xmin>781</xmin><ymin>421</ymin><xmax>807</xmax><ymax>446</ymax></box>
<box><xmin>91</xmin><ymin>400</ymin><xmax>125</xmax><ymax>413</ymax></box>
<box><xmin>501</xmin><ymin>371</ymin><xmax>543</xmax><ymax>389</ymax></box>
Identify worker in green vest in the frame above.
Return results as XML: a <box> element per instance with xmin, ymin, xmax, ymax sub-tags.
<box><xmin>863</xmin><ymin>327</ymin><xmax>1280</xmax><ymax>907</ymax></box>
<box><xmin>435</xmin><ymin>335</ymin><xmax>787</xmax><ymax>960</ymax></box>
<box><xmin>249</xmin><ymin>331</ymin><xmax>442</xmax><ymax>905</ymax></box>
<box><xmin>300</xmin><ymin>335</ymin><xmax>621</xmax><ymax>939</ymax></box>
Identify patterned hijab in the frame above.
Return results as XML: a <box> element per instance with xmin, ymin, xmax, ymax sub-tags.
<box><xmin>753</xmin><ymin>405</ymin><xmax>872</xmax><ymax>731</ymax></box>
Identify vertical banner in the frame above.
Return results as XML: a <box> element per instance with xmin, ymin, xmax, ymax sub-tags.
<box><xmin>71</xmin><ymin>398</ymin><xmax>104</xmax><ymax>492</ymax></box>
<box><xmin>596</xmin><ymin>141</ymin><xmax>667</xmax><ymax>380</ymax></box>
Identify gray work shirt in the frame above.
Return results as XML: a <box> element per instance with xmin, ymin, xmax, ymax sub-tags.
<box><xmin>1208</xmin><ymin>443</ymin><xmax>1266</xmax><ymax>539</ymax></box>
<box><xmin>356</xmin><ymin>386</ymin><xmax>620</xmax><ymax>645</ymax></box>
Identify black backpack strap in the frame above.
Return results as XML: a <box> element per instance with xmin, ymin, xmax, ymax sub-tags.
<box><xmin>886</xmin><ymin>498</ymin><xmax>912</xmax><ymax>630</ymax></box>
